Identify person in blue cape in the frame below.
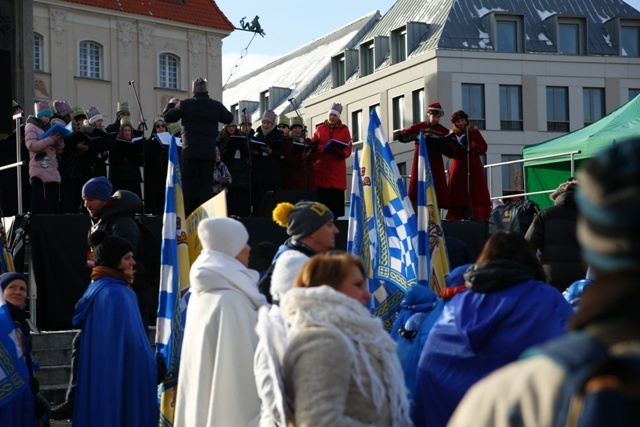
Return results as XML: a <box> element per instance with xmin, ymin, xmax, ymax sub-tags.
<box><xmin>391</xmin><ymin>263</ymin><xmax>473</xmax><ymax>410</ymax></box>
<box><xmin>72</xmin><ymin>231</ymin><xmax>157</xmax><ymax>426</ymax></box>
<box><xmin>413</xmin><ymin>231</ymin><xmax>573</xmax><ymax>427</ymax></box>
<box><xmin>0</xmin><ymin>272</ymin><xmax>50</xmax><ymax>427</ymax></box>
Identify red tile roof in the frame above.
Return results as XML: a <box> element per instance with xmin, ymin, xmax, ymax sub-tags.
<box><xmin>61</xmin><ymin>0</ymin><xmax>235</xmax><ymax>32</ymax></box>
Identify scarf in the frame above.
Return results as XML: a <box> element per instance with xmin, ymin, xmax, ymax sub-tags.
<box><xmin>281</xmin><ymin>286</ymin><xmax>411</xmax><ymax>427</ymax></box>
<box><xmin>91</xmin><ymin>266</ymin><xmax>133</xmax><ymax>285</ymax></box>
<box><xmin>464</xmin><ymin>260</ymin><xmax>535</xmax><ymax>293</ymax></box>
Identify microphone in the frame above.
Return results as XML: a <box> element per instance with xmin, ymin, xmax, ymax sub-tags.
<box><xmin>288</xmin><ymin>98</ymin><xmax>294</xmax><ymax>102</ymax></box>
<box><xmin>242</xmin><ymin>108</ymin><xmax>247</xmax><ymax>113</ymax></box>
<box><xmin>128</xmin><ymin>80</ymin><xmax>135</xmax><ymax>85</ymax></box>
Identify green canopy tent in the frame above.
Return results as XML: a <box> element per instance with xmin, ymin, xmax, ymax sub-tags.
<box><xmin>523</xmin><ymin>94</ymin><xmax>640</xmax><ymax>209</ymax></box>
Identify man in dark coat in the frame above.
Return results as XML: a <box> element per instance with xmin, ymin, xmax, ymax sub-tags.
<box><xmin>52</xmin><ymin>177</ymin><xmax>149</xmax><ymax>421</ymax></box>
<box><xmin>163</xmin><ymin>78</ymin><xmax>234</xmax><ymax>215</ymax></box>
<box><xmin>525</xmin><ymin>178</ymin><xmax>586</xmax><ymax>291</ymax></box>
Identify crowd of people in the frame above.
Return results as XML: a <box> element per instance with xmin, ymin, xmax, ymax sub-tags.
<box><xmin>1</xmin><ymin>78</ymin><xmax>356</xmax><ymax>221</ymax></box>
<box><xmin>1</xmin><ymin>79</ymin><xmax>639</xmax><ymax>426</ymax></box>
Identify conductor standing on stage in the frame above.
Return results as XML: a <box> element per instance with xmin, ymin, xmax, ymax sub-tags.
<box><xmin>163</xmin><ymin>78</ymin><xmax>233</xmax><ymax>216</ymax></box>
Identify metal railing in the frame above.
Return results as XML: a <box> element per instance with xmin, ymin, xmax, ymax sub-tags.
<box><xmin>484</xmin><ymin>150</ymin><xmax>581</xmax><ymax>201</ymax></box>
<box><xmin>3</xmin><ymin>114</ymin><xmax>26</xmax><ymax>214</ymax></box>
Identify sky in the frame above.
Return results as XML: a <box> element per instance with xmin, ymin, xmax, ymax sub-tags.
<box><xmin>217</xmin><ymin>0</ymin><xmax>640</xmax><ymax>83</ymax></box>
<box><xmin>217</xmin><ymin>0</ymin><xmax>396</xmax><ymax>84</ymax></box>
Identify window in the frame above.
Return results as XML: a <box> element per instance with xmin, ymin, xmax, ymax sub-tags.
<box><xmin>546</xmin><ymin>87</ymin><xmax>569</xmax><ymax>132</ymax></box>
<box><xmin>497</xmin><ymin>20</ymin><xmax>517</xmax><ymax>52</ymax></box>
<box><xmin>583</xmin><ymin>88</ymin><xmax>605</xmax><ymax>126</ymax></box>
<box><xmin>412</xmin><ymin>89</ymin><xmax>425</xmax><ymax>124</ymax></box>
<box><xmin>159</xmin><ymin>53</ymin><xmax>179</xmax><ymax>89</ymax></box>
<box><xmin>397</xmin><ymin>162</ymin><xmax>408</xmax><ymax>190</ymax></box>
<box><xmin>259</xmin><ymin>90</ymin><xmax>270</xmax><ymax>118</ymax></box>
<box><xmin>630</xmin><ymin>88</ymin><xmax>640</xmax><ymax>100</ymax></box>
<box><xmin>501</xmin><ymin>154</ymin><xmax>524</xmax><ymax>195</ymax></box>
<box><xmin>462</xmin><ymin>84</ymin><xmax>486</xmax><ymax>130</ymax></box>
<box><xmin>34</xmin><ymin>33</ymin><xmax>43</xmax><ymax>71</ymax></box>
<box><xmin>559</xmin><ymin>23</ymin><xmax>579</xmax><ymax>54</ymax></box>
<box><xmin>369</xmin><ymin>104</ymin><xmax>380</xmax><ymax>119</ymax></box>
<box><xmin>484</xmin><ymin>13</ymin><xmax>524</xmax><ymax>53</ymax></box>
<box><xmin>360</xmin><ymin>41</ymin><xmax>374</xmax><ymax>77</ymax></box>
<box><xmin>621</xmin><ymin>25</ymin><xmax>640</xmax><ymax>57</ymax></box>
<box><xmin>392</xmin><ymin>96</ymin><xmax>405</xmax><ymax>131</ymax></box>
<box><xmin>499</xmin><ymin>85</ymin><xmax>523</xmax><ymax>130</ymax></box>
<box><xmin>391</xmin><ymin>27</ymin><xmax>407</xmax><ymax>64</ymax></box>
<box><xmin>79</xmin><ymin>41</ymin><xmax>102</xmax><ymax>79</ymax></box>
<box><xmin>332</xmin><ymin>54</ymin><xmax>346</xmax><ymax>87</ymax></box>
<box><xmin>351</xmin><ymin>110</ymin><xmax>363</xmax><ymax>142</ymax></box>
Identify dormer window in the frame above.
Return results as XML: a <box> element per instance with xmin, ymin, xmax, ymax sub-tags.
<box><xmin>331</xmin><ymin>49</ymin><xmax>357</xmax><ymax>88</ymax></box>
<box><xmin>360</xmin><ymin>41</ymin><xmax>374</xmax><ymax>77</ymax></box>
<box><xmin>621</xmin><ymin>22</ymin><xmax>640</xmax><ymax>56</ymax></box>
<box><xmin>391</xmin><ymin>26</ymin><xmax>407</xmax><ymax>64</ymax></box>
<box><xmin>559</xmin><ymin>22</ymin><xmax>580</xmax><ymax>54</ymax></box>
<box><xmin>543</xmin><ymin>15</ymin><xmax>587</xmax><ymax>55</ymax></box>
<box><xmin>483</xmin><ymin>13</ymin><xmax>525</xmax><ymax>53</ymax></box>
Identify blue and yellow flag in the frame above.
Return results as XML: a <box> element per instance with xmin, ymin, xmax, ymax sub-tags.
<box><xmin>417</xmin><ymin>131</ymin><xmax>449</xmax><ymax>292</ymax></box>
<box><xmin>156</xmin><ymin>136</ymin><xmax>191</xmax><ymax>427</ymax></box>
<box><xmin>0</xmin><ymin>288</ymin><xmax>29</xmax><ymax>408</ymax></box>
<box><xmin>0</xmin><ymin>222</ymin><xmax>14</xmax><ymax>273</ymax></box>
<box><xmin>348</xmin><ymin>110</ymin><xmax>419</xmax><ymax>329</ymax></box>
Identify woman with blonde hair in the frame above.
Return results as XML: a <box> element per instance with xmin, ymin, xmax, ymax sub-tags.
<box><xmin>281</xmin><ymin>252</ymin><xmax>411</xmax><ymax>426</ymax></box>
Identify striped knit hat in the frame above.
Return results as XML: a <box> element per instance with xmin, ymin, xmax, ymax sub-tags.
<box><xmin>575</xmin><ymin>139</ymin><xmax>640</xmax><ymax>272</ymax></box>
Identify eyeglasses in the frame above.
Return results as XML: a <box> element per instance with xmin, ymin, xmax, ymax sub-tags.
<box><xmin>155</xmin><ymin>124</ymin><xmax>167</xmax><ymax>129</ymax></box>
<box><xmin>277</xmin><ymin>125</ymin><xmax>289</xmax><ymax>129</ymax></box>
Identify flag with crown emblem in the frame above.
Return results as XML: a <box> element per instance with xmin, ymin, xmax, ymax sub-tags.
<box><xmin>348</xmin><ymin>110</ymin><xmax>419</xmax><ymax>329</ymax></box>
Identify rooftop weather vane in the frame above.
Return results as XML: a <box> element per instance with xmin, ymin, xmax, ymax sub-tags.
<box><xmin>237</xmin><ymin>15</ymin><xmax>265</xmax><ymax>37</ymax></box>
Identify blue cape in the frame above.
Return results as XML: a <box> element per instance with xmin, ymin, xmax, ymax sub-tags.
<box><xmin>72</xmin><ymin>276</ymin><xmax>158</xmax><ymax>426</ymax></box>
<box><xmin>413</xmin><ymin>279</ymin><xmax>573</xmax><ymax>427</ymax></box>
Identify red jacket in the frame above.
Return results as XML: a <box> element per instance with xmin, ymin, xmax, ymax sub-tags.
<box><xmin>446</xmin><ymin>124</ymin><xmax>491</xmax><ymax>222</ymax></box>
<box><xmin>311</xmin><ymin>121</ymin><xmax>352</xmax><ymax>190</ymax></box>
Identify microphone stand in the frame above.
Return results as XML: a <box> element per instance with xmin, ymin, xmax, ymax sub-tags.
<box><xmin>129</xmin><ymin>80</ymin><xmax>148</xmax><ymax>214</ymax></box>
<box><xmin>288</xmin><ymin>98</ymin><xmax>309</xmax><ymax>191</ymax></box>
<box><xmin>242</xmin><ymin>109</ymin><xmax>255</xmax><ymax>216</ymax></box>
<box><xmin>465</xmin><ymin>125</ymin><xmax>472</xmax><ymax>221</ymax></box>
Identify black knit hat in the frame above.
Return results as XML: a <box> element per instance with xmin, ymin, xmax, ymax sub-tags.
<box><xmin>272</xmin><ymin>200</ymin><xmax>334</xmax><ymax>240</ymax></box>
<box><xmin>89</xmin><ymin>230</ymin><xmax>133</xmax><ymax>269</ymax></box>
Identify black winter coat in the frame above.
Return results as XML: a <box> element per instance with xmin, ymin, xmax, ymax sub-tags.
<box><xmin>163</xmin><ymin>93</ymin><xmax>233</xmax><ymax>160</ymax></box>
<box><xmin>253</xmin><ymin>126</ymin><xmax>284</xmax><ymax>185</ymax></box>
<box><xmin>525</xmin><ymin>189</ymin><xmax>587</xmax><ymax>292</ymax></box>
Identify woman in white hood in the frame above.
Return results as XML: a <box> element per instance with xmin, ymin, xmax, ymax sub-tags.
<box><xmin>175</xmin><ymin>217</ymin><xmax>268</xmax><ymax>427</ymax></box>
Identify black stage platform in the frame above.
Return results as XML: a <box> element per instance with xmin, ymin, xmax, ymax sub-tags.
<box><xmin>3</xmin><ymin>214</ymin><xmax>487</xmax><ymax>330</ymax></box>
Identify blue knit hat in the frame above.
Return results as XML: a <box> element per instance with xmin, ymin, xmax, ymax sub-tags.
<box><xmin>575</xmin><ymin>139</ymin><xmax>640</xmax><ymax>272</ymax></box>
<box><xmin>82</xmin><ymin>177</ymin><xmax>113</xmax><ymax>201</ymax></box>
<box><xmin>0</xmin><ymin>272</ymin><xmax>28</xmax><ymax>291</ymax></box>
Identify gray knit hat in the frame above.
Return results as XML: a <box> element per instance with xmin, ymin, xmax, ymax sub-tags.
<box><xmin>575</xmin><ymin>139</ymin><xmax>640</xmax><ymax>272</ymax></box>
<box><xmin>273</xmin><ymin>200</ymin><xmax>334</xmax><ymax>240</ymax></box>
<box><xmin>261</xmin><ymin>109</ymin><xmax>277</xmax><ymax>124</ymax></box>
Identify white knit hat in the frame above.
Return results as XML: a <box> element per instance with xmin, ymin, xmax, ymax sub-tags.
<box><xmin>198</xmin><ymin>217</ymin><xmax>249</xmax><ymax>258</ymax></box>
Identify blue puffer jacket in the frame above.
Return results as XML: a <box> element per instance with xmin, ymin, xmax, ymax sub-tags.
<box><xmin>413</xmin><ymin>260</ymin><xmax>573</xmax><ymax>427</ymax></box>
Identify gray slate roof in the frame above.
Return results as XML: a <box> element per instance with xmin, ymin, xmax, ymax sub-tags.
<box><xmin>224</xmin><ymin>0</ymin><xmax>640</xmax><ymax>110</ymax></box>
<box><xmin>222</xmin><ymin>11</ymin><xmax>380</xmax><ymax>119</ymax></box>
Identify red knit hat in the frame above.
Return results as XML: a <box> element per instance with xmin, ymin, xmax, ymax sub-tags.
<box><xmin>427</xmin><ymin>102</ymin><xmax>444</xmax><ymax>117</ymax></box>
<box><xmin>450</xmin><ymin>109</ymin><xmax>468</xmax><ymax>123</ymax></box>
